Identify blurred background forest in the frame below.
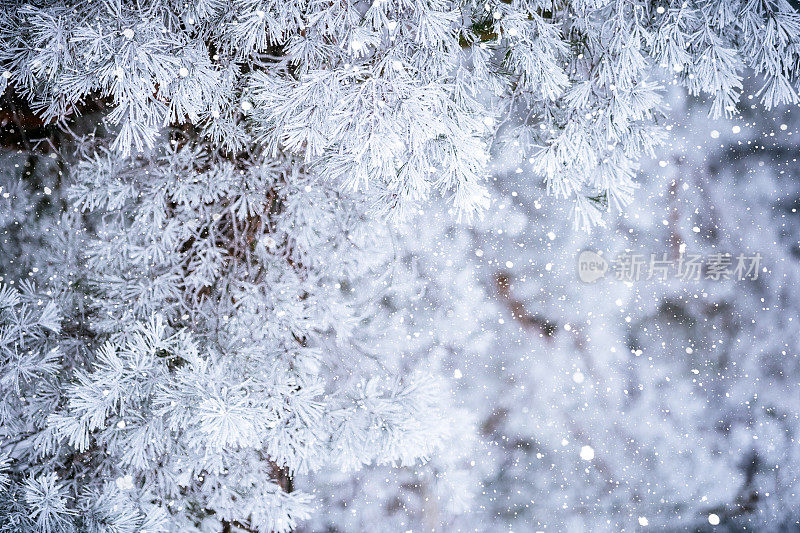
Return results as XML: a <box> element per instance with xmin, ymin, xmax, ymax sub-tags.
<box><xmin>301</xmin><ymin>85</ymin><xmax>800</xmax><ymax>531</ymax></box>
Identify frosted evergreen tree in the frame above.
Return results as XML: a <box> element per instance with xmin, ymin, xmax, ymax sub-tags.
<box><xmin>1</xmin><ymin>0</ymin><xmax>800</xmax><ymax>531</ymax></box>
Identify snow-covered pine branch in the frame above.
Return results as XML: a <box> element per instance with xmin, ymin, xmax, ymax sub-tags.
<box><xmin>1</xmin><ymin>1</ymin><xmax>799</xmax><ymax>531</ymax></box>
<box><xmin>2</xmin><ymin>0</ymin><xmax>798</xmax><ymax>224</ymax></box>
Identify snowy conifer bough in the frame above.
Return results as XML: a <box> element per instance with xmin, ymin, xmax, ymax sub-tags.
<box><xmin>1</xmin><ymin>0</ymin><xmax>800</xmax><ymax>531</ymax></box>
